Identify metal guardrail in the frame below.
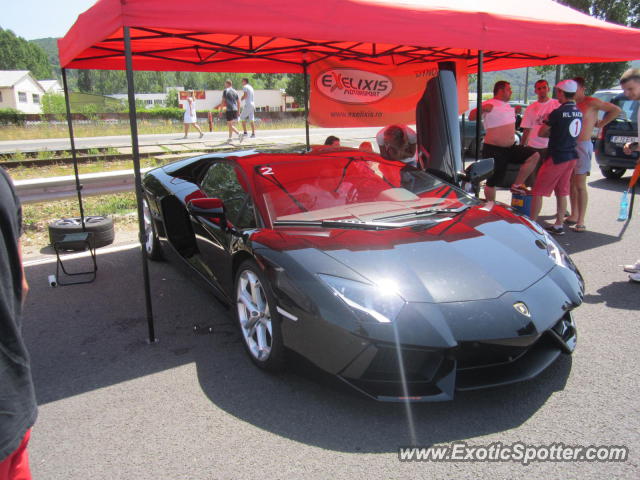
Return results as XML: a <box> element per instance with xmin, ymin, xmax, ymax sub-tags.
<box><xmin>14</xmin><ymin>169</ymin><xmax>152</xmax><ymax>204</ymax></box>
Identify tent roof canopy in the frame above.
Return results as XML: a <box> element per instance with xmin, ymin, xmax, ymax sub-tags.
<box><xmin>59</xmin><ymin>0</ymin><xmax>640</xmax><ymax>73</ymax></box>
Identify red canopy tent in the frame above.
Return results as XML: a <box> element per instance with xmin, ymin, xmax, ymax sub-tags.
<box><xmin>60</xmin><ymin>0</ymin><xmax>640</xmax><ymax>72</ymax></box>
<box><xmin>57</xmin><ymin>0</ymin><xmax>640</xmax><ymax>341</ymax></box>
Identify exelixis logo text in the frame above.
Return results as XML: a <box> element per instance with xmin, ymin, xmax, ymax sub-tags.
<box><xmin>316</xmin><ymin>69</ymin><xmax>393</xmax><ymax>104</ymax></box>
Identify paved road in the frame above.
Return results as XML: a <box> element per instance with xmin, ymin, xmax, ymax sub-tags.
<box><xmin>0</xmin><ymin>126</ymin><xmax>382</xmax><ymax>153</ymax></box>
<box><xmin>20</xmin><ymin>140</ymin><xmax>640</xmax><ymax>479</ymax></box>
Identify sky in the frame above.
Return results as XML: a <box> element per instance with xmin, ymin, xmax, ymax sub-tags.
<box><xmin>1</xmin><ymin>0</ymin><xmax>96</xmax><ymax>40</ymax></box>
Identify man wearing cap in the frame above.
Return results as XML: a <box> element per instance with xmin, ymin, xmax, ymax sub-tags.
<box><xmin>564</xmin><ymin>77</ymin><xmax>621</xmax><ymax>232</ymax></box>
<box><xmin>530</xmin><ymin>79</ymin><xmax>583</xmax><ymax>234</ymax></box>
<box><xmin>469</xmin><ymin>81</ymin><xmax>540</xmax><ymax>202</ymax></box>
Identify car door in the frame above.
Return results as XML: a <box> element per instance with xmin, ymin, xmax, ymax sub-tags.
<box><xmin>416</xmin><ymin>66</ymin><xmax>464</xmax><ymax>185</ymax></box>
<box><xmin>192</xmin><ymin>160</ymin><xmax>258</xmax><ymax>295</ymax></box>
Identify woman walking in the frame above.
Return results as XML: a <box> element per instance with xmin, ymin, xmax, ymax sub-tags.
<box><xmin>183</xmin><ymin>91</ymin><xmax>204</xmax><ymax>138</ymax></box>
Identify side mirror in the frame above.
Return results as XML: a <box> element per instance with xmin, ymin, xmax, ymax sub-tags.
<box><xmin>461</xmin><ymin>158</ymin><xmax>494</xmax><ymax>184</ymax></box>
<box><xmin>187</xmin><ymin>198</ymin><xmax>227</xmax><ymax>226</ymax></box>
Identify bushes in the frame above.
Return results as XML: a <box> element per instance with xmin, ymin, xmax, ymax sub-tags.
<box><xmin>0</xmin><ymin>108</ymin><xmax>23</xmax><ymax>125</ymax></box>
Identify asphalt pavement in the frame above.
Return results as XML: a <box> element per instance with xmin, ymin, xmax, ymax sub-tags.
<box><xmin>19</xmin><ymin>132</ymin><xmax>640</xmax><ymax>479</ymax></box>
<box><xmin>0</xmin><ymin>126</ymin><xmax>381</xmax><ymax>153</ymax></box>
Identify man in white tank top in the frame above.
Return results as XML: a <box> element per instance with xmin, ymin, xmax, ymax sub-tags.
<box><xmin>469</xmin><ymin>81</ymin><xmax>541</xmax><ymax>201</ymax></box>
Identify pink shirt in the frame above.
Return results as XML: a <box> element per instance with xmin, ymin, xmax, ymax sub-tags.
<box><xmin>481</xmin><ymin>98</ymin><xmax>515</xmax><ymax>129</ymax></box>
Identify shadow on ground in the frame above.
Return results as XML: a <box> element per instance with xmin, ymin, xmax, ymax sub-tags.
<box><xmin>23</xmin><ymin>246</ymin><xmax>572</xmax><ymax>454</ymax></box>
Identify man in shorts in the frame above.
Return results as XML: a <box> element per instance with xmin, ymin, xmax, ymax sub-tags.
<box><xmin>469</xmin><ymin>81</ymin><xmax>540</xmax><ymax>202</ymax></box>
<box><xmin>565</xmin><ymin>77</ymin><xmax>621</xmax><ymax>232</ymax></box>
<box><xmin>618</xmin><ymin>68</ymin><xmax>640</xmax><ymax>282</ymax></box>
<box><xmin>530</xmin><ymin>79</ymin><xmax>583</xmax><ymax>234</ymax></box>
<box><xmin>521</xmin><ymin>79</ymin><xmax>560</xmax><ymax>160</ymax></box>
<box><xmin>215</xmin><ymin>79</ymin><xmax>242</xmax><ymax>143</ymax></box>
<box><xmin>239</xmin><ymin>78</ymin><xmax>256</xmax><ymax>139</ymax></box>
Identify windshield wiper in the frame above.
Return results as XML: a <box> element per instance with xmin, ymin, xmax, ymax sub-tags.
<box><xmin>274</xmin><ymin>217</ymin><xmax>437</xmax><ymax>230</ymax></box>
<box><xmin>255</xmin><ymin>165</ymin><xmax>308</xmax><ymax>212</ymax></box>
<box><xmin>373</xmin><ymin>204</ymin><xmax>469</xmax><ymax>221</ymax></box>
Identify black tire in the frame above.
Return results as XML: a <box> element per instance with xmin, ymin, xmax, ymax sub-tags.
<box><xmin>234</xmin><ymin>259</ymin><xmax>285</xmax><ymax>371</ymax></box>
<box><xmin>143</xmin><ymin>198</ymin><xmax>163</xmax><ymax>260</ymax></box>
<box><xmin>48</xmin><ymin>215</ymin><xmax>115</xmax><ymax>250</ymax></box>
<box><xmin>600</xmin><ymin>167</ymin><xmax>626</xmax><ymax>180</ymax></box>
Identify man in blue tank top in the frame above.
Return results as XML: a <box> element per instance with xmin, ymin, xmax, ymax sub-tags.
<box><xmin>530</xmin><ymin>79</ymin><xmax>583</xmax><ymax>235</ymax></box>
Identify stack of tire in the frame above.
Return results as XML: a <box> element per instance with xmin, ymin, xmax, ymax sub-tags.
<box><xmin>48</xmin><ymin>216</ymin><xmax>115</xmax><ymax>251</ymax></box>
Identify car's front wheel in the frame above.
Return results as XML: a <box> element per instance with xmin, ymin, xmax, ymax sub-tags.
<box><xmin>600</xmin><ymin>166</ymin><xmax>626</xmax><ymax>180</ymax></box>
<box><xmin>235</xmin><ymin>259</ymin><xmax>285</xmax><ymax>371</ymax></box>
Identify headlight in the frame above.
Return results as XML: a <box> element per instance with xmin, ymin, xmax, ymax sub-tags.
<box><xmin>543</xmin><ymin>230</ymin><xmax>576</xmax><ymax>271</ymax></box>
<box><xmin>318</xmin><ymin>274</ymin><xmax>405</xmax><ymax>323</ymax></box>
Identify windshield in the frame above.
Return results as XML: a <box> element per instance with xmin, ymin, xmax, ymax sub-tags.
<box><xmin>613</xmin><ymin>94</ymin><xmax>638</xmax><ymax>125</ymax></box>
<box><xmin>253</xmin><ymin>155</ymin><xmax>477</xmax><ymax>225</ymax></box>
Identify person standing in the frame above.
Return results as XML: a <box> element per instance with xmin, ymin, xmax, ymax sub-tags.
<box><xmin>239</xmin><ymin>78</ymin><xmax>256</xmax><ymax>139</ymax></box>
<box><xmin>618</xmin><ymin>68</ymin><xmax>640</xmax><ymax>282</ymax></box>
<box><xmin>530</xmin><ymin>79</ymin><xmax>583</xmax><ymax>234</ymax></box>
<box><xmin>215</xmin><ymin>79</ymin><xmax>241</xmax><ymax>143</ymax></box>
<box><xmin>0</xmin><ymin>167</ymin><xmax>36</xmax><ymax>480</ymax></box>
<box><xmin>565</xmin><ymin>77</ymin><xmax>621</xmax><ymax>232</ymax></box>
<box><xmin>182</xmin><ymin>91</ymin><xmax>204</xmax><ymax>139</ymax></box>
<box><xmin>469</xmin><ymin>81</ymin><xmax>540</xmax><ymax>201</ymax></box>
<box><xmin>521</xmin><ymin>79</ymin><xmax>560</xmax><ymax>158</ymax></box>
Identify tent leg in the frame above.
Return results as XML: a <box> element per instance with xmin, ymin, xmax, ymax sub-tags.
<box><xmin>475</xmin><ymin>50</ymin><xmax>483</xmax><ymax>163</ymax></box>
<box><xmin>124</xmin><ymin>26</ymin><xmax>156</xmax><ymax>344</ymax></box>
<box><xmin>303</xmin><ymin>62</ymin><xmax>310</xmax><ymax>149</ymax></box>
<box><xmin>61</xmin><ymin>68</ymin><xmax>86</xmax><ymax>231</ymax></box>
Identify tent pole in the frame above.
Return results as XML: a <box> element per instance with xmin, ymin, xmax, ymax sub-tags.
<box><xmin>523</xmin><ymin>67</ymin><xmax>530</xmax><ymax>104</ymax></box>
<box><xmin>124</xmin><ymin>26</ymin><xmax>156</xmax><ymax>344</ymax></box>
<box><xmin>475</xmin><ymin>51</ymin><xmax>483</xmax><ymax>162</ymax></box>
<box><xmin>61</xmin><ymin>68</ymin><xmax>86</xmax><ymax>231</ymax></box>
<box><xmin>303</xmin><ymin>61</ymin><xmax>310</xmax><ymax>149</ymax></box>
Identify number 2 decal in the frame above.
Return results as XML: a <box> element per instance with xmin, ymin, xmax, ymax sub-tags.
<box><xmin>260</xmin><ymin>166</ymin><xmax>274</xmax><ymax>175</ymax></box>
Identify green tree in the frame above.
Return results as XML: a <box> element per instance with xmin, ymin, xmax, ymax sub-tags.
<box><xmin>41</xmin><ymin>93</ymin><xmax>67</xmax><ymax>114</ymax></box>
<box><xmin>253</xmin><ymin>73</ymin><xmax>286</xmax><ymax>89</ymax></box>
<box><xmin>166</xmin><ymin>88</ymin><xmax>180</xmax><ymax>108</ymax></box>
<box><xmin>76</xmin><ymin>70</ymin><xmax>93</xmax><ymax>93</ymax></box>
<box><xmin>0</xmin><ymin>28</ymin><xmax>52</xmax><ymax>78</ymax></box>
<box><xmin>286</xmin><ymin>74</ymin><xmax>308</xmax><ymax>107</ymax></box>
<box><xmin>555</xmin><ymin>0</ymin><xmax>639</xmax><ymax>91</ymax></box>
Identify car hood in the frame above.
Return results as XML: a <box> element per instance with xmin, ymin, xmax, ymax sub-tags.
<box><xmin>256</xmin><ymin>205</ymin><xmax>554</xmax><ymax>303</ymax></box>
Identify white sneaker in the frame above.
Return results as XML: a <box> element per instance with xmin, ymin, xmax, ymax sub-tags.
<box><xmin>629</xmin><ymin>272</ymin><xmax>640</xmax><ymax>283</ymax></box>
<box><xmin>623</xmin><ymin>260</ymin><xmax>640</xmax><ymax>273</ymax></box>
<box><xmin>238</xmin><ymin>133</ymin><xmax>245</xmax><ymax>143</ymax></box>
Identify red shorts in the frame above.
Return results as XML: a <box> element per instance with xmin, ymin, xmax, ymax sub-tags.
<box><xmin>0</xmin><ymin>430</ymin><xmax>32</xmax><ymax>480</ymax></box>
<box><xmin>532</xmin><ymin>158</ymin><xmax>576</xmax><ymax>197</ymax></box>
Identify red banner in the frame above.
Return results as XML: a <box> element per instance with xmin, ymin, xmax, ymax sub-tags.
<box><xmin>309</xmin><ymin>59</ymin><xmax>468</xmax><ymax>127</ymax></box>
<box><xmin>179</xmin><ymin>90</ymin><xmax>206</xmax><ymax>100</ymax></box>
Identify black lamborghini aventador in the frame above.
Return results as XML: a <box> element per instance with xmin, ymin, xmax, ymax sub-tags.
<box><xmin>141</xmin><ymin>69</ymin><xmax>583</xmax><ymax>401</ymax></box>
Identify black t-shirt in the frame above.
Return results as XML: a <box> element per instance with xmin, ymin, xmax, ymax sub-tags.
<box><xmin>546</xmin><ymin>101</ymin><xmax>583</xmax><ymax>164</ymax></box>
<box><xmin>0</xmin><ymin>167</ymin><xmax>37</xmax><ymax>461</ymax></box>
<box><xmin>222</xmin><ymin>88</ymin><xmax>239</xmax><ymax>111</ymax></box>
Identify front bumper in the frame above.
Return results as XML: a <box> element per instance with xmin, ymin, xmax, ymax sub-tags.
<box><xmin>339</xmin><ymin>311</ymin><xmax>577</xmax><ymax>402</ymax></box>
